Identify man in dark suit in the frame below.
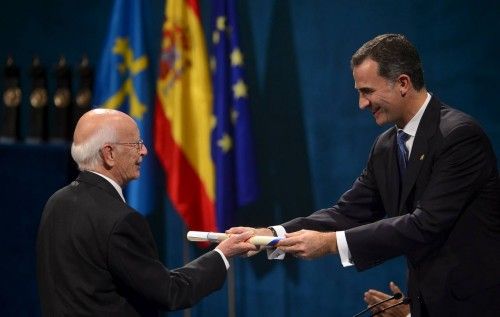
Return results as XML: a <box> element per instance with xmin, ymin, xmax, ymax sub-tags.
<box><xmin>37</xmin><ymin>109</ymin><xmax>257</xmax><ymax>316</ymax></box>
<box><xmin>229</xmin><ymin>34</ymin><xmax>500</xmax><ymax>316</ymax></box>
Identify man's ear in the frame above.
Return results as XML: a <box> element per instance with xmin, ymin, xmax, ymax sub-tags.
<box><xmin>398</xmin><ymin>74</ymin><xmax>411</xmax><ymax>96</ymax></box>
<box><xmin>100</xmin><ymin>145</ymin><xmax>115</xmax><ymax>168</ymax></box>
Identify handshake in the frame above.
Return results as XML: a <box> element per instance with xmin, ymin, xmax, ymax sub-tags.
<box><xmin>188</xmin><ymin>227</ymin><xmax>339</xmax><ymax>260</ymax></box>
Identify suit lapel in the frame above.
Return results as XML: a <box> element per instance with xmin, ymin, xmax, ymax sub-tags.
<box><xmin>77</xmin><ymin>171</ymin><xmax>125</xmax><ymax>203</ymax></box>
<box><xmin>386</xmin><ymin>128</ymin><xmax>401</xmax><ymax>216</ymax></box>
<box><xmin>399</xmin><ymin>97</ymin><xmax>441</xmax><ymax>212</ymax></box>
<box><xmin>399</xmin><ymin>134</ymin><xmax>428</xmax><ymax>211</ymax></box>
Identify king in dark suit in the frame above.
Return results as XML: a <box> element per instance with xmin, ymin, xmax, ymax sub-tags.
<box><xmin>36</xmin><ymin>109</ymin><xmax>257</xmax><ymax>317</ymax></box>
<box><xmin>229</xmin><ymin>34</ymin><xmax>500</xmax><ymax>316</ymax></box>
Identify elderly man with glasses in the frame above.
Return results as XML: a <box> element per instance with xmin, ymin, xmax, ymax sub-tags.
<box><xmin>36</xmin><ymin>108</ymin><xmax>257</xmax><ymax>317</ymax></box>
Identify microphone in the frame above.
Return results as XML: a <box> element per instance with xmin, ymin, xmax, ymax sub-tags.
<box><xmin>371</xmin><ymin>297</ymin><xmax>411</xmax><ymax>316</ymax></box>
<box><xmin>353</xmin><ymin>293</ymin><xmax>402</xmax><ymax>317</ymax></box>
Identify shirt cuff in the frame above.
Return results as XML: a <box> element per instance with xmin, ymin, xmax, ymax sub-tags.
<box><xmin>266</xmin><ymin>225</ymin><xmax>286</xmax><ymax>260</ymax></box>
<box><xmin>337</xmin><ymin>231</ymin><xmax>354</xmax><ymax>267</ymax></box>
<box><xmin>214</xmin><ymin>248</ymin><xmax>230</xmax><ymax>270</ymax></box>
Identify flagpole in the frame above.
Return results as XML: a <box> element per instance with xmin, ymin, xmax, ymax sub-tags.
<box><xmin>183</xmin><ymin>227</ymin><xmax>191</xmax><ymax>317</ymax></box>
<box><xmin>227</xmin><ymin>258</ymin><xmax>236</xmax><ymax>317</ymax></box>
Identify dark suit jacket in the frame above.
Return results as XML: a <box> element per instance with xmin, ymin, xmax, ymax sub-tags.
<box><xmin>282</xmin><ymin>96</ymin><xmax>500</xmax><ymax>316</ymax></box>
<box><xmin>37</xmin><ymin>171</ymin><xmax>226</xmax><ymax>317</ymax></box>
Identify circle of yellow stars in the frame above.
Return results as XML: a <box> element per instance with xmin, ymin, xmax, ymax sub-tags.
<box><xmin>211</xmin><ymin>15</ymin><xmax>249</xmax><ymax>153</ymax></box>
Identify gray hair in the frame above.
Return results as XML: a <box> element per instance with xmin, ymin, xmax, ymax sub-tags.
<box><xmin>71</xmin><ymin>124</ymin><xmax>118</xmax><ymax>171</ymax></box>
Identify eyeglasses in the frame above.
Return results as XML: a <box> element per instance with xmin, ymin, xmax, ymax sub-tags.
<box><xmin>112</xmin><ymin>139</ymin><xmax>144</xmax><ymax>151</ymax></box>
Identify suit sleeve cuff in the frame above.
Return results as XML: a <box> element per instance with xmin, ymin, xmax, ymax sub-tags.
<box><xmin>214</xmin><ymin>248</ymin><xmax>230</xmax><ymax>270</ymax></box>
<box><xmin>266</xmin><ymin>225</ymin><xmax>286</xmax><ymax>260</ymax></box>
<box><xmin>337</xmin><ymin>231</ymin><xmax>354</xmax><ymax>267</ymax></box>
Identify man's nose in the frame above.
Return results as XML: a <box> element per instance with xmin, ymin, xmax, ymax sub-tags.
<box><xmin>359</xmin><ymin>95</ymin><xmax>370</xmax><ymax>109</ymax></box>
<box><xmin>140</xmin><ymin>144</ymin><xmax>148</xmax><ymax>156</ymax></box>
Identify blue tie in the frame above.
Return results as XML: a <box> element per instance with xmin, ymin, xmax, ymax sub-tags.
<box><xmin>397</xmin><ymin>130</ymin><xmax>410</xmax><ymax>177</ymax></box>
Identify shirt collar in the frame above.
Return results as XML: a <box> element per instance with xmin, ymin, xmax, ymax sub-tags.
<box><xmin>88</xmin><ymin>171</ymin><xmax>126</xmax><ymax>202</ymax></box>
<box><xmin>399</xmin><ymin>92</ymin><xmax>431</xmax><ymax>137</ymax></box>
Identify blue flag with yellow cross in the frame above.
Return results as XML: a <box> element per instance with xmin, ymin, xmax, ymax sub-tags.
<box><xmin>93</xmin><ymin>0</ymin><xmax>156</xmax><ymax>215</ymax></box>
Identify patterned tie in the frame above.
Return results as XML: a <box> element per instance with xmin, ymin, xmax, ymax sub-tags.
<box><xmin>396</xmin><ymin>130</ymin><xmax>410</xmax><ymax>177</ymax></box>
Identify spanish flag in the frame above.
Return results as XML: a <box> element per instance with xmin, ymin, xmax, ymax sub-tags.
<box><xmin>154</xmin><ymin>0</ymin><xmax>216</xmax><ymax>231</ymax></box>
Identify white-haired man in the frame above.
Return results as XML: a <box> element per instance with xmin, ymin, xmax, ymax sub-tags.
<box><xmin>37</xmin><ymin>109</ymin><xmax>257</xmax><ymax>316</ymax></box>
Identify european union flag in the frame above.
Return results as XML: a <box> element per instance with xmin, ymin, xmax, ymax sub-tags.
<box><xmin>93</xmin><ymin>0</ymin><xmax>156</xmax><ymax>215</ymax></box>
<box><xmin>211</xmin><ymin>0</ymin><xmax>259</xmax><ymax>231</ymax></box>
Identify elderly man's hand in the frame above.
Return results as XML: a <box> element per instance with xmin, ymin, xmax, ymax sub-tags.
<box><xmin>223</xmin><ymin>226</ymin><xmax>275</xmax><ymax>257</ymax></box>
<box><xmin>216</xmin><ymin>230</ymin><xmax>259</xmax><ymax>258</ymax></box>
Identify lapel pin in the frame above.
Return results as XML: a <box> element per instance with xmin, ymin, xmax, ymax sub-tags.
<box><xmin>419</xmin><ymin>154</ymin><xmax>425</xmax><ymax>161</ymax></box>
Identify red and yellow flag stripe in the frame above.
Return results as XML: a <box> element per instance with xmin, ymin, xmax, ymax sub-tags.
<box><xmin>154</xmin><ymin>0</ymin><xmax>216</xmax><ymax>231</ymax></box>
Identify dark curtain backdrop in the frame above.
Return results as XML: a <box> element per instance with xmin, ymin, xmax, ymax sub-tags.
<box><xmin>1</xmin><ymin>1</ymin><xmax>499</xmax><ymax>316</ymax></box>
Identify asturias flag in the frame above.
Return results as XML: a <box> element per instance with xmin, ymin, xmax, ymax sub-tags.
<box><xmin>93</xmin><ymin>0</ymin><xmax>156</xmax><ymax>215</ymax></box>
<box><xmin>211</xmin><ymin>0</ymin><xmax>258</xmax><ymax>230</ymax></box>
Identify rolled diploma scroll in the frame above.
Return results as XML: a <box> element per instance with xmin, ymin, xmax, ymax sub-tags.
<box><xmin>187</xmin><ymin>231</ymin><xmax>282</xmax><ymax>248</ymax></box>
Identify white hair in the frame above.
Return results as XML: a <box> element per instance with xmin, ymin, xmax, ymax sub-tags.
<box><xmin>71</xmin><ymin>123</ymin><xmax>118</xmax><ymax>171</ymax></box>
